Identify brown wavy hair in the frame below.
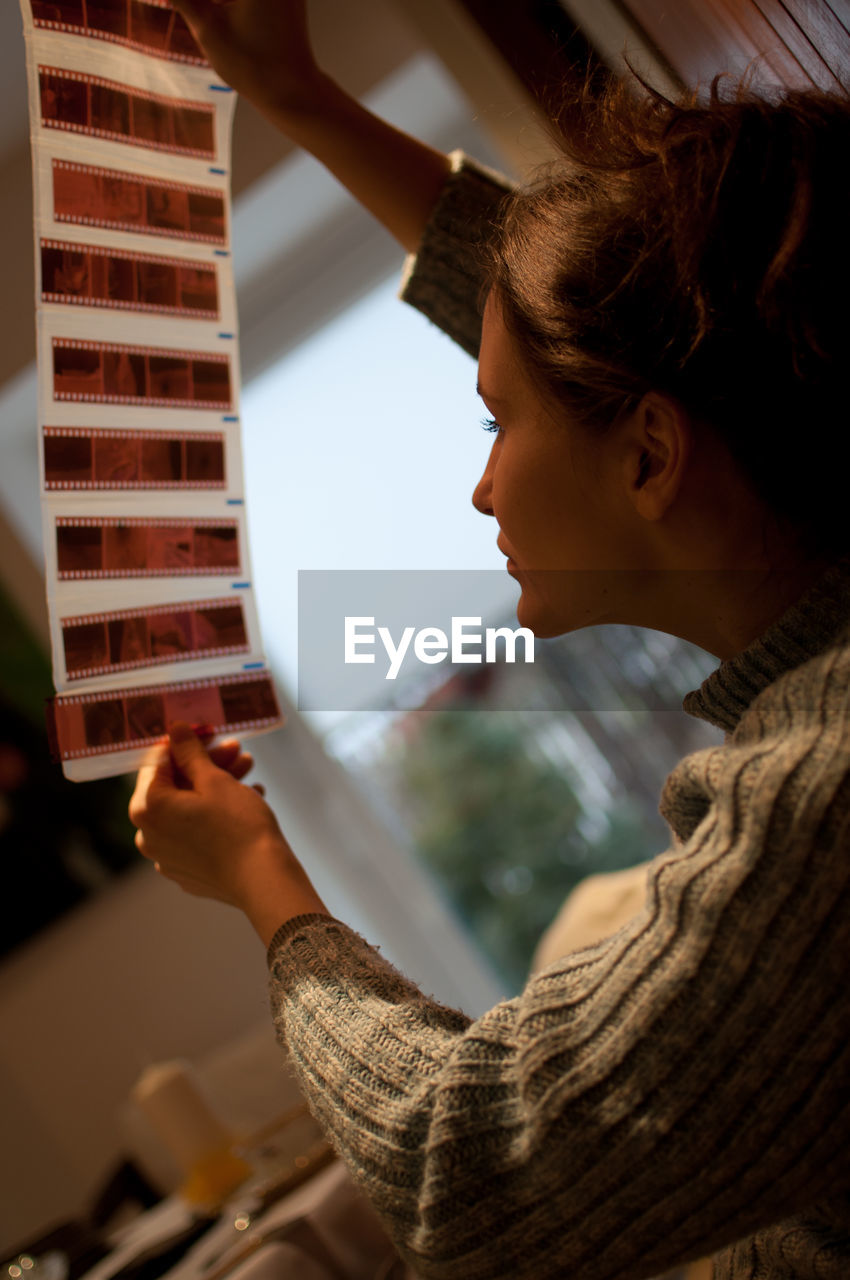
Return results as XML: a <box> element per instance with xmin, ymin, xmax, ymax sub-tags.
<box><xmin>487</xmin><ymin>76</ymin><xmax>850</xmax><ymax>555</ymax></box>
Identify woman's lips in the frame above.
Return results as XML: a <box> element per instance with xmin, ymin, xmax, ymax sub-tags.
<box><xmin>496</xmin><ymin>539</ymin><xmax>518</xmax><ymax>573</ymax></box>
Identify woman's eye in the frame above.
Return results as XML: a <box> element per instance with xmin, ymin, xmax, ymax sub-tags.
<box><xmin>480</xmin><ymin>417</ymin><xmax>502</xmax><ymax>435</ymax></box>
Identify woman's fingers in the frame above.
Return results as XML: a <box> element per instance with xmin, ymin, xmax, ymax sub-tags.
<box><xmin>167</xmin><ymin>0</ymin><xmax>318</xmax><ymax>120</ymax></box>
<box><xmin>170</xmin><ymin>0</ymin><xmax>213</xmax><ymax>21</ymax></box>
<box><xmin>169</xmin><ymin>0</ymin><xmax>213</xmax><ymax>38</ymax></box>
<box><xmin>127</xmin><ymin>719</ymin><xmax>293</xmax><ymax>916</ymax></box>
<box><xmin>205</xmin><ymin>738</ymin><xmax>238</xmax><ymax>766</ymax></box>
<box><xmin>229</xmin><ymin>753</ymin><xmax>255</xmax><ymax>781</ymax></box>
<box><xmin>205</xmin><ymin>738</ymin><xmax>254</xmax><ymax>780</ymax></box>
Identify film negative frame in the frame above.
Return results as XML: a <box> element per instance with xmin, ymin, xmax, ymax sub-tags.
<box><xmin>43</xmin><ymin>426</ymin><xmax>226</xmax><ymax>490</ymax></box>
<box><xmin>61</xmin><ymin>596</ymin><xmax>251</xmax><ymax>679</ymax></box>
<box><xmin>48</xmin><ymin>671</ymin><xmax>281</xmax><ymax>761</ymax></box>
<box><xmin>32</xmin><ymin>0</ymin><xmax>207</xmax><ymax>66</ymax></box>
<box><xmin>41</xmin><ymin>239</ymin><xmax>220</xmax><ymax>319</ymax></box>
<box><xmin>39</xmin><ymin>65</ymin><xmax>217</xmax><ymax>158</ymax></box>
<box><xmin>52</xmin><ymin>337</ymin><xmax>232</xmax><ymax>409</ymax></box>
<box><xmin>55</xmin><ymin>514</ymin><xmax>241</xmax><ymax>579</ymax></box>
<box><xmin>52</xmin><ymin>159</ymin><xmax>228</xmax><ymax>245</ymax></box>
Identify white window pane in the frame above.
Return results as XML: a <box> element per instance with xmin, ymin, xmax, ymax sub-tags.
<box><xmin>243</xmin><ymin>273</ymin><xmax>513</xmax><ymax>701</ymax></box>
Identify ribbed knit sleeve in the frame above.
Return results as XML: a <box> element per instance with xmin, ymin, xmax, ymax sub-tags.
<box><xmin>269</xmin><ymin>626</ymin><xmax>850</xmax><ymax>1280</ymax></box>
<box><xmin>398</xmin><ymin>151</ymin><xmax>513</xmax><ymax>360</ymax></box>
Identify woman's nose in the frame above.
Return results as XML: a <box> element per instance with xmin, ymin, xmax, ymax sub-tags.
<box><xmin>472</xmin><ymin>448</ymin><xmax>495</xmax><ymax>517</ymax></box>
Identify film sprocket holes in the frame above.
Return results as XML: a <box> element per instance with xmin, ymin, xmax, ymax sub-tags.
<box><xmin>53</xmin><ymin>160</ymin><xmax>228</xmax><ymax>243</ymax></box>
<box><xmin>55</xmin><ymin>516</ymin><xmax>240</xmax><ymax>578</ymax></box>
<box><xmin>44</xmin><ymin>427</ymin><xmax>226</xmax><ymax>489</ymax></box>
<box><xmin>41</xmin><ymin>241</ymin><xmax>220</xmax><ymax>318</ymax></box>
<box><xmin>23</xmin><ymin>0</ymin><xmax>283</xmax><ymax>779</ymax></box>
<box><xmin>32</xmin><ymin>0</ymin><xmax>206</xmax><ymax>65</ymax></box>
<box><xmin>40</xmin><ymin>66</ymin><xmax>216</xmax><ymax>157</ymax></box>
<box><xmin>52</xmin><ymin>339</ymin><xmax>232</xmax><ymax>409</ymax></box>
<box><xmin>61</xmin><ymin>598</ymin><xmax>250</xmax><ymax>679</ymax></box>
<box><xmin>48</xmin><ymin>673</ymin><xmax>281</xmax><ymax>761</ymax></box>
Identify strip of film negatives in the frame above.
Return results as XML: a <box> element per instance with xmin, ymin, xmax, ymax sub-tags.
<box><xmin>53</xmin><ymin>160</ymin><xmax>227</xmax><ymax>243</ymax></box>
<box><xmin>53</xmin><ymin>338</ymin><xmax>231</xmax><ymax>408</ymax></box>
<box><xmin>40</xmin><ymin>66</ymin><xmax>216</xmax><ymax>158</ymax></box>
<box><xmin>44</xmin><ymin>427</ymin><xmax>225</xmax><ymax>489</ymax></box>
<box><xmin>48</xmin><ymin>673</ymin><xmax>281</xmax><ymax>762</ymax></box>
<box><xmin>32</xmin><ymin>0</ymin><xmax>205</xmax><ymax>65</ymax></box>
<box><xmin>56</xmin><ymin>516</ymin><xmax>240</xmax><ymax>578</ymax></box>
<box><xmin>42</xmin><ymin>240</ymin><xmax>219</xmax><ymax>317</ymax></box>
<box><xmin>62</xmin><ymin>597</ymin><xmax>250</xmax><ymax>679</ymax></box>
<box><xmin>24</xmin><ymin>0</ymin><xmax>284</xmax><ymax>777</ymax></box>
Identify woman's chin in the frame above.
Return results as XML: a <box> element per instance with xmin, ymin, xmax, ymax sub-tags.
<box><xmin>515</xmin><ymin>582</ymin><xmax>591</xmax><ymax>640</ymax></box>
<box><xmin>515</xmin><ymin>592</ymin><xmax>563</xmax><ymax>640</ymax></box>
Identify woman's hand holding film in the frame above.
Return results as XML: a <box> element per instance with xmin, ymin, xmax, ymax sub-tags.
<box><xmin>130</xmin><ymin>723</ymin><xmax>328</xmax><ymax>944</ymax></box>
<box><xmin>170</xmin><ymin>0</ymin><xmax>451</xmax><ymax>251</ymax></box>
<box><xmin>170</xmin><ymin>0</ymin><xmax>325</xmax><ymax>123</ymax></box>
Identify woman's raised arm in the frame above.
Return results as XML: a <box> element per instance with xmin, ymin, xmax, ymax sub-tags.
<box><xmin>171</xmin><ymin>0</ymin><xmax>452</xmax><ymax>252</ymax></box>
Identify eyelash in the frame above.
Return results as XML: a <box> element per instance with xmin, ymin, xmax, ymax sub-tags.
<box><xmin>481</xmin><ymin>416</ymin><xmax>502</xmax><ymax>434</ymax></box>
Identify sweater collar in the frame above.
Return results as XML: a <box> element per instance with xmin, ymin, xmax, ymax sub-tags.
<box><xmin>683</xmin><ymin>556</ymin><xmax>850</xmax><ymax>733</ymax></box>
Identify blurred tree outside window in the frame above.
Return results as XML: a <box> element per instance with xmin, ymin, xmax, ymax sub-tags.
<box><xmin>322</xmin><ymin>624</ymin><xmax>721</xmax><ymax>993</ymax></box>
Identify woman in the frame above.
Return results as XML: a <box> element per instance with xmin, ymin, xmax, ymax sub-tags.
<box><xmin>131</xmin><ymin>2</ymin><xmax>850</xmax><ymax>1275</ymax></box>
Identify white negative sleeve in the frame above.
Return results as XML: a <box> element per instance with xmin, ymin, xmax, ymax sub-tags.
<box><xmin>19</xmin><ymin>0</ymin><xmax>283</xmax><ymax>781</ymax></box>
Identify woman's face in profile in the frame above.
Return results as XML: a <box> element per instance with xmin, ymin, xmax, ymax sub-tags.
<box><xmin>473</xmin><ymin>293</ymin><xmax>644</xmax><ymax>639</ymax></box>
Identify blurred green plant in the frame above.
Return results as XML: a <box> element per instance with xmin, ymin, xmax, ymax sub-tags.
<box><xmin>397</xmin><ymin>709</ymin><xmax>650</xmax><ymax>991</ymax></box>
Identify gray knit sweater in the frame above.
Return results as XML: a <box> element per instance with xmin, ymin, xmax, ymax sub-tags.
<box><xmin>268</xmin><ymin>158</ymin><xmax>850</xmax><ymax>1279</ymax></box>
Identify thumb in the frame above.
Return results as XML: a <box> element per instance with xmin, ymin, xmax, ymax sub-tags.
<box><xmin>169</xmin><ymin>0</ymin><xmax>223</xmax><ymax>42</ymax></box>
<box><xmin>168</xmin><ymin>721</ymin><xmax>218</xmax><ymax>789</ymax></box>
<box><xmin>171</xmin><ymin>0</ymin><xmax>235</xmax><ymax>26</ymax></box>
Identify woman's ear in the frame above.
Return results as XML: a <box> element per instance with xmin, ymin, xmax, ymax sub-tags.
<box><xmin>624</xmin><ymin>392</ymin><xmax>692</xmax><ymax>521</ymax></box>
